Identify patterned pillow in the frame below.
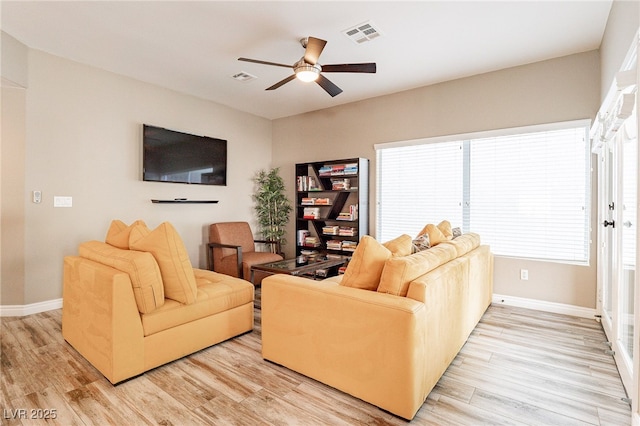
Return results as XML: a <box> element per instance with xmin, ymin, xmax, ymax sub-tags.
<box><xmin>412</xmin><ymin>234</ymin><xmax>431</xmax><ymax>252</ymax></box>
<box><xmin>452</xmin><ymin>227</ymin><xmax>462</xmax><ymax>238</ymax></box>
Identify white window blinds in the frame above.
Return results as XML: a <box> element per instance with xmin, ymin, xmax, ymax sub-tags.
<box><xmin>376</xmin><ymin>141</ymin><xmax>463</xmax><ymax>242</ymax></box>
<box><xmin>376</xmin><ymin>120</ymin><xmax>591</xmax><ymax>264</ymax></box>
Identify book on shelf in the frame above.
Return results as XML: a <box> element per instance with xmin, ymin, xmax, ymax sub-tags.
<box><xmin>297</xmin><ymin>175</ymin><xmax>322</xmax><ymax>191</ymax></box>
<box><xmin>322</xmin><ymin>225</ymin><xmax>339</xmax><ymax>235</ymax></box>
<box><xmin>303</xmin><ymin>236</ymin><xmax>320</xmax><ymax>247</ymax></box>
<box><xmin>301</xmin><ymin>197</ymin><xmax>315</xmax><ymax>205</ymax></box>
<box><xmin>336</xmin><ymin>204</ymin><xmax>358</xmax><ymax>221</ymax></box>
<box><xmin>326</xmin><ymin>240</ymin><xmax>342</xmax><ymax>250</ymax></box>
<box><xmin>341</xmin><ymin>241</ymin><xmax>358</xmax><ymax>252</ymax></box>
<box><xmin>338</xmin><ymin>227</ymin><xmax>357</xmax><ymax>236</ymax></box>
<box><xmin>297</xmin><ymin>230</ymin><xmax>310</xmax><ymax>246</ymax></box>
<box><xmin>344</xmin><ymin>163</ymin><xmax>358</xmax><ymax>175</ymax></box>
<box><xmin>331</xmin><ymin>178</ymin><xmax>351</xmax><ymax>190</ymax></box>
<box><xmin>318</xmin><ymin>165</ymin><xmax>333</xmax><ymax>176</ymax></box>
<box><xmin>301</xmin><ymin>197</ymin><xmax>331</xmax><ymax>206</ymax></box>
<box><xmin>303</xmin><ymin>207</ymin><xmax>320</xmax><ymax>219</ymax></box>
<box><xmin>297</xmin><ymin>176</ymin><xmax>307</xmax><ymax>191</ymax></box>
<box><xmin>318</xmin><ymin>163</ymin><xmax>357</xmax><ymax>177</ymax></box>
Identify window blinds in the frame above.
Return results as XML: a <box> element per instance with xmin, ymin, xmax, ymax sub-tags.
<box><xmin>376</xmin><ymin>141</ymin><xmax>463</xmax><ymax>242</ymax></box>
<box><xmin>376</xmin><ymin>121</ymin><xmax>591</xmax><ymax>263</ymax></box>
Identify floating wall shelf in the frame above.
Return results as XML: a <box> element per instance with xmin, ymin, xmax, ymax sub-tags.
<box><xmin>151</xmin><ymin>199</ymin><xmax>219</xmax><ymax>204</ymax></box>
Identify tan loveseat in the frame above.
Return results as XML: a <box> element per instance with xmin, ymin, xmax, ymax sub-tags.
<box><xmin>62</xmin><ymin>220</ymin><xmax>254</xmax><ymax>384</ymax></box>
<box><xmin>261</xmin><ymin>231</ymin><xmax>493</xmax><ymax>420</ymax></box>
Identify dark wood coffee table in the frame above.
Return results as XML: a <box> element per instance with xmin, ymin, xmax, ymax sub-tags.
<box><xmin>250</xmin><ymin>255</ymin><xmax>349</xmax><ymax>284</ymax></box>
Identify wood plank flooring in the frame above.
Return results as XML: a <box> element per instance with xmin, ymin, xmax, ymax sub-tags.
<box><xmin>1</xmin><ymin>290</ymin><xmax>632</xmax><ymax>425</ymax></box>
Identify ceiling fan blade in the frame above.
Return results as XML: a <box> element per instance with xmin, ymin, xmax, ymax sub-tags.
<box><xmin>266</xmin><ymin>74</ymin><xmax>297</xmax><ymax>91</ymax></box>
<box><xmin>238</xmin><ymin>57</ymin><xmax>292</xmax><ymax>69</ymax></box>
<box><xmin>322</xmin><ymin>63</ymin><xmax>377</xmax><ymax>73</ymax></box>
<box><xmin>304</xmin><ymin>37</ymin><xmax>327</xmax><ymax>65</ymax></box>
<box><xmin>316</xmin><ymin>74</ymin><xmax>343</xmax><ymax>97</ymax></box>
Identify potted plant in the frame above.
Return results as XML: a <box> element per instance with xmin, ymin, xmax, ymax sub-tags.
<box><xmin>253</xmin><ymin>167</ymin><xmax>292</xmax><ymax>253</ymax></box>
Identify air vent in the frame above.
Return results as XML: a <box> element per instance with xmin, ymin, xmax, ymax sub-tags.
<box><xmin>231</xmin><ymin>71</ymin><xmax>257</xmax><ymax>82</ymax></box>
<box><xmin>342</xmin><ymin>21</ymin><xmax>382</xmax><ymax>44</ymax></box>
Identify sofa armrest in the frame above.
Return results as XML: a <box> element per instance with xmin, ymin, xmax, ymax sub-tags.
<box><xmin>62</xmin><ymin>256</ymin><xmax>144</xmax><ymax>384</ymax></box>
<box><xmin>261</xmin><ymin>274</ymin><xmax>427</xmax><ymax>420</ymax></box>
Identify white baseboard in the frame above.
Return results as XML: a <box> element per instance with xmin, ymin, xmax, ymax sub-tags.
<box><xmin>0</xmin><ymin>298</ymin><xmax>63</xmax><ymax>317</ymax></box>
<box><xmin>0</xmin><ymin>294</ymin><xmax>603</xmax><ymax>320</ymax></box>
<box><xmin>492</xmin><ymin>294</ymin><xmax>597</xmax><ymax>319</ymax></box>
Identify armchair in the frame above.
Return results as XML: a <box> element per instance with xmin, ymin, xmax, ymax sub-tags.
<box><xmin>208</xmin><ymin>222</ymin><xmax>283</xmax><ymax>284</ymax></box>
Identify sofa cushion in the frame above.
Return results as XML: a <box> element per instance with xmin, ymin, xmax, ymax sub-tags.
<box><xmin>377</xmin><ymin>243</ymin><xmax>457</xmax><ymax>296</ymax></box>
<box><xmin>105</xmin><ymin>219</ymin><xmax>147</xmax><ymax>249</ymax></box>
<box><xmin>439</xmin><ymin>232</ymin><xmax>481</xmax><ymax>257</ymax></box>
<box><xmin>78</xmin><ymin>240</ymin><xmax>164</xmax><ymax>313</ymax></box>
<box><xmin>382</xmin><ymin>234</ymin><xmax>413</xmax><ymax>257</ymax></box>
<box><xmin>340</xmin><ymin>235</ymin><xmax>391</xmax><ymax>291</ymax></box>
<box><xmin>130</xmin><ymin>222</ymin><xmax>198</xmax><ymax>305</ymax></box>
<box><xmin>141</xmin><ymin>268</ymin><xmax>254</xmax><ymax>336</ymax></box>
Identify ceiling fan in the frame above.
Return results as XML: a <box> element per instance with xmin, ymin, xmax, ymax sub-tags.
<box><xmin>238</xmin><ymin>36</ymin><xmax>376</xmax><ymax>97</ymax></box>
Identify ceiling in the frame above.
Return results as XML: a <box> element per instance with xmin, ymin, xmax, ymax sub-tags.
<box><xmin>2</xmin><ymin>1</ymin><xmax>613</xmax><ymax>120</ymax></box>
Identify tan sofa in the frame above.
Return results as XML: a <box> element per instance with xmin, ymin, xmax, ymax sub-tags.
<box><xmin>261</xmin><ymin>232</ymin><xmax>493</xmax><ymax>420</ymax></box>
<box><xmin>62</xmin><ymin>220</ymin><xmax>254</xmax><ymax>384</ymax></box>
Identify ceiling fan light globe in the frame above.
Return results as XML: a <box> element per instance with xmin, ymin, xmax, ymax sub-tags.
<box><xmin>295</xmin><ymin>64</ymin><xmax>320</xmax><ymax>82</ymax></box>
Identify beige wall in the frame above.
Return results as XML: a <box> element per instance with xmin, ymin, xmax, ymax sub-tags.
<box><xmin>273</xmin><ymin>51</ymin><xmax>601</xmax><ymax>308</ymax></box>
<box><xmin>1</xmin><ymin>87</ymin><xmax>26</xmax><ymax>306</ymax></box>
<box><xmin>2</xmin><ymin>48</ymin><xmax>272</xmax><ymax>305</ymax></box>
<box><xmin>599</xmin><ymin>0</ymin><xmax>640</xmax><ymax>102</ymax></box>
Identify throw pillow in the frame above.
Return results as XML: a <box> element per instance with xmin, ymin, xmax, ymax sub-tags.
<box><xmin>437</xmin><ymin>220</ymin><xmax>453</xmax><ymax>240</ymax></box>
<box><xmin>378</xmin><ymin>244</ymin><xmax>456</xmax><ymax>297</ymax></box>
<box><xmin>340</xmin><ymin>235</ymin><xmax>392</xmax><ymax>291</ymax></box>
<box><xmin>382</xmin><ymin>234</ymin><xmax>413</xmax><ymax>257</ymax></box>
<box><xmin>417</xmin><ymin>223</ymin><xmax>448</xmax><ymax>246</ymax></box>
<box><xmin>129</xmin><ymin>222</ymin><xmax>198</xmax><ymax>305</ymax></box>
<box><xmin>412</xmin><ymin>234</ymin><xmax>430</xmax><ymax>252</ymax></box>
<box><xmin>452</xmin><ymin>227</ymin><xmax>462</xmax><ymax>238</ymax></box>
<box><xmin>79</xmin><ymin>240</ymin><xmax>164</xmax><ymax>313</ymax></box>
<box><xmin>105</xmin><ymin>219</ymin><xmax>147</xmax><ymax>249</ymax></box>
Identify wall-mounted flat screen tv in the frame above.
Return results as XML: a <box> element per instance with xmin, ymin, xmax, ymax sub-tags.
<box><xmin>143</xmin><ymin>124</ymin><xmax>227</xmax><ymax>186</ymax></box>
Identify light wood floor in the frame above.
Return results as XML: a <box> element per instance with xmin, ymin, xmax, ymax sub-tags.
<box><xmin>1</xmin><ymin>291</ymin><xmax>632</xmax><ymax>425</ymax></box>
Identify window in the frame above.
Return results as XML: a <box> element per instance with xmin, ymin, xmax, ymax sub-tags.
<box><xmin>376</xmin><ymin>120</ymin><xmax>591</xmax><ymax>264</ymax></box>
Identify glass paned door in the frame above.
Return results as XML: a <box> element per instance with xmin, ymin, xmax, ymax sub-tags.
<box><xmin>599</xmin><ymin>110</ymin><xmax>637</xmax><ymax>395</ymax></box>
<box><xmin>620</xmin><ymin>114</ymin><xmax>637</xmax><ymax>364</ymax></box>
<box><xmin>602</xmin><ymin>145</ymin><xmax>616</xmax><ymax>324</ymax></box>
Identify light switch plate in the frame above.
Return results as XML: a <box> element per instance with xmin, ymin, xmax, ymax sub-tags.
<box><xmin>54</xmin><ymin>196</ymin><xmax>72</xmax><ymax>207</ymax></box>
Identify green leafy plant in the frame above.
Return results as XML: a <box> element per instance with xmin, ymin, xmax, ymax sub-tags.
<box><xmin>253</xmin><ymin>167</ymin><xmax>292</xmax><ymax>251</ymax></box>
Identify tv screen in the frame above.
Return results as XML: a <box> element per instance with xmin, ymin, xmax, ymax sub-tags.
<box><xmin>143</xmin><ymin>124</ymin><xmax>227</xmax><ymax>186</ymax></box>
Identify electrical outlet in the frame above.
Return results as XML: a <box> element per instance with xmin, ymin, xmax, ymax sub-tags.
<box><xmin>520</xmin><ymin>269</ymin><xmax>529</xmax><ymax>280</ymax></box>
<box><xmin>32</xmin><ymin>190</ymin><xmax>42</xmax><ymax>204</ymax></box>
